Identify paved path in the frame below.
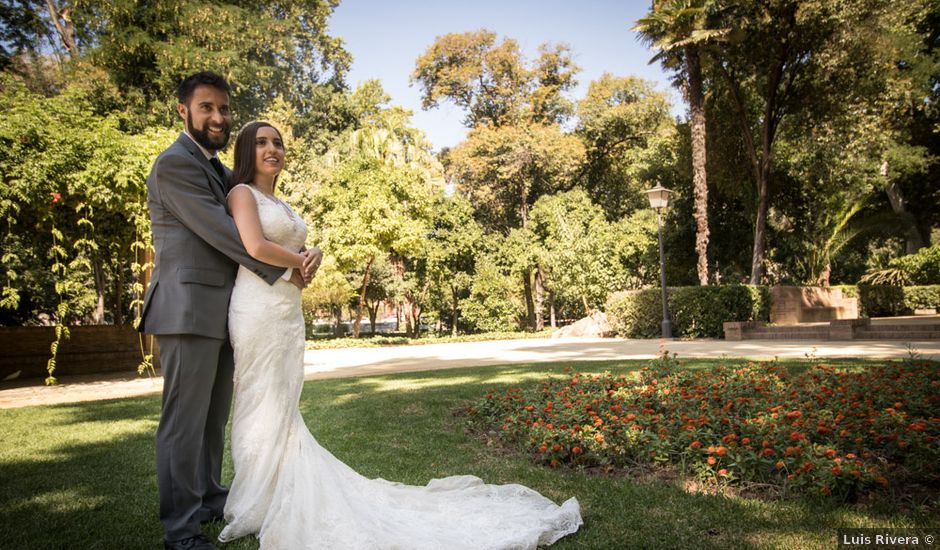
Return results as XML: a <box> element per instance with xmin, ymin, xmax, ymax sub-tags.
<box><xmin>2</xmin><ymin>337</ymin><xmax>938</xmax><ymax>409</ymax></box>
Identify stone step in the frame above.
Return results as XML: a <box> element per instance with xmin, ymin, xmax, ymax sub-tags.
<box><xmin>859</xmin><ymin>324</ymin><xmax>940</xmax><ymax>333</ymax></box>
<box><xmin>854</xmin><ymin>330</ymin><xmax>940</xmax><ymax>340</ymax></box>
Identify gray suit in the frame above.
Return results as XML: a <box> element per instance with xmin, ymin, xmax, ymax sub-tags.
<box><xmin>139</xmin><ymin>133</ymin><xmax>283</xmax><ymax>542</ymax></box>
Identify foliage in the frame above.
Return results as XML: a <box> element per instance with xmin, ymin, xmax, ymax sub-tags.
<box><xmin>301</xmin><ymin>255</ymin><xmax>355</xmax><ymax>334</ymax></box>
<box><xmin>575</xmin><ymin>74</ymin><xmax>678</xmax><ymax>220</ymax></box>
<box><xmin>606</xmin><ymin>285</ymin><xmax>770</xmax><ymax>339</ymax></box>
<box><xmin>530</xmin><ymin>189</ymin><xmax>655</xmax><ymax>314</ymax></box>
<box><xmin>9</xmin><ymin>0</ymin><xmax>351</xmax><ymax>127</ymax></box>
<box><xmin>447</xmin><ymin>122</ymin><xmax>584</xmax><ymax>232</ymax></box>
<box><xmin>459</xmin><ymin>249</ymin><xmax>527</xmax><ymax>333</ymax></box>
<box><xmin>304</xmin><ymin>329</ymin><xmax>552</xmax><ymax>350</ymax></box>
<box><xmin>467</xmin><ymin>358</ymin><xmax>940</xmax><ymax>500</ymax></box>
<box><xmin>411</xmin><ymin>29</ymin><xmax>579</xmax><ymax>127</ymax></box>
<box><xmin>863</xmin><ymin>243</ymin><xmax>940</xmax><ymax>286</ymax></box>
<box><xmin>0</xmin><ymin>77</ymin><xmax>172</xmax><ymax>328</ymax></box>
<box><xmin>424</xmin><ymin>194</ymin><xmax>484</xmax><ymax>334</ymax></box>
<box><xmin>854</xmin><ymin>285</ymin><xmax>940</xmax><ymax>317</ymax></box>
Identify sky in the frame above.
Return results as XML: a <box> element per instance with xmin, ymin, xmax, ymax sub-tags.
<box><xmin>327</xmin><ymin>0</ymin><xmax>680</xmax><ymax>152</ymax></box>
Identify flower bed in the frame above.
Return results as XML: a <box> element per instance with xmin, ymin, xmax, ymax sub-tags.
<box><xmin>466</xmin><ymin>354</ymin><xmax>940</xmax><ymax>499</ymax></box>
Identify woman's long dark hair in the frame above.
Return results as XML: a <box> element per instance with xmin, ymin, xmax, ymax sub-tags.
<box><xmin>230</xmin><ymin>121</ymin><xmax>283</xmax><ymax>190</ymax></box>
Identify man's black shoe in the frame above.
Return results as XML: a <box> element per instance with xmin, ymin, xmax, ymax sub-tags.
<box><xmin>164</xmin><ymin>533</ymin><xmax>218</xmax><ymax>550</ymax></box>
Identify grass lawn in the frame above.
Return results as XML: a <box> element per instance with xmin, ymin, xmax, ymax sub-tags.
<box><xmin>0</xmin><ymin>358</ymin><xmax>936</xmax><ymax>549</ymax></box>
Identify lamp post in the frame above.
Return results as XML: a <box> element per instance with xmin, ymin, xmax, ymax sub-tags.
<box><xmin>644</xmin><ymin>183</ymin><xmax>672</xmax><ymax>339</ymax></box>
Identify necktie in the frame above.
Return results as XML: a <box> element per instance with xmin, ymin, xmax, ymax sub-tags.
<box><xmin>210</xmin><ymin>157</ymin><xmax>225</xmax><ymax>181</ymax></box>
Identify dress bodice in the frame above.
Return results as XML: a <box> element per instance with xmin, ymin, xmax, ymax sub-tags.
<box><xmin>231</xmin><ymin>183</ymin><xmax>307</xmax><ymax>252</ymax></box>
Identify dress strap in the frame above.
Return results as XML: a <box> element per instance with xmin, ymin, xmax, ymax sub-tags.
<box><xmin>227</xmin><ymin>182</ymin><xmax>257</xmax><ymax>199</ymax></box>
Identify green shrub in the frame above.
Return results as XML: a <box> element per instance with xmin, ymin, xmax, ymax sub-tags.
<box><xmin>606</xmin><ymin>285</ymin><xmax>770</xmax><ymax>339</ymax></box>
<box><xmin>902</xmin><ymin>286</ymin><xmax>940</xmax><ymax>311</ymax></box>
<box><xmin>855</xmin><ymin>285</ymin><xmax>940</xmax><ymax>317</ymax></box>
<box><xmin>861</xmin><ymin>244</ymin><xmax>940</xmax><ymax>285</ymax></box>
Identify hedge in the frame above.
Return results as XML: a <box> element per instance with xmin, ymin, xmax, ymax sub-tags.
<box><xmin>837</xmin><ymin>285</ymin><xmax>940</xmax><ymax>317</ymax></box>
<box><xmin>606</xmin><ymin>285</ymin><xmax>770</xmax><ymax>339</ymax></box>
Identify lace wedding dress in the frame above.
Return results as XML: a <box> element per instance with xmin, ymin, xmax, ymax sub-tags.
<box><xmin>219</xmin><ymin>184</ymin><xmax>582</xmax><ymax>549</ymax></box>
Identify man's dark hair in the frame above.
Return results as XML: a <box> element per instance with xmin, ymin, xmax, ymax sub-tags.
<box><xmin>177</xmin><ymin>71</ymin><xmax>232</xmax><ymax>105</ymax></box>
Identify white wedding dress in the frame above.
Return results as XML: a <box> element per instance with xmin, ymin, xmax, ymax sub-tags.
<box><xmin>218</xmin><ymin>184</ymin><xmax>582</xmax><ymax>549</ymax></box>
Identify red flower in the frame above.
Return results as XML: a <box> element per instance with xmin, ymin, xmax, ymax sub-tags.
<box><xmin>51</xmin><ymin>192</ymin><xmax>61</xmax><ymax>204</ymax></box>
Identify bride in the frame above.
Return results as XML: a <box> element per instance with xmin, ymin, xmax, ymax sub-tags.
<box><xmin>218</xmin><ymin>121</ymin><xmax>582</xmax><ymax>549</ymax></box>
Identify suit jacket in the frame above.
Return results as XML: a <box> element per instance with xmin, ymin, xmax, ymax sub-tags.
<box><xmin>138</xmin><ymin>133</ymin><xmax>284</xmax><ymax>339</ymax></box>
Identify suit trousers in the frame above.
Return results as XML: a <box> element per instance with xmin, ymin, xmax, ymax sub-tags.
<box><xmin>155</xmin><ymin>333</ymin><xmax>234</xmax><ymax>541</ymax></box>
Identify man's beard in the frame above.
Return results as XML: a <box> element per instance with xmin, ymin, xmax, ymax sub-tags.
<box><xmin>187</xmin><ymin>111</ymin><xmax>231</xmax><ymax>151</ymax></box>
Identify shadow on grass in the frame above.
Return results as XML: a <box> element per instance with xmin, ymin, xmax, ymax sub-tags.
<box><xmin>1</xmin><ymin>359</ymin><xmax>934</xmax><ymax>549</ymax></box>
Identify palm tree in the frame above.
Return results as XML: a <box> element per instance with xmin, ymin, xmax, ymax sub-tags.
<box><xmin>634</xmin><ymin>0</ymin><xmax>726</xmax><ymax>286</ymax></box>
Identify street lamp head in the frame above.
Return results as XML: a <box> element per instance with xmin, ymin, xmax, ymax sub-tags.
<box><xmin>644</xmin><ymin>183</ymin><xmax>672</xmax><ymax>210</ymax></box>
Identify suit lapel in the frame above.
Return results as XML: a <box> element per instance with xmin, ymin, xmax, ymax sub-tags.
<box><xmin>176</xmin><ymin>133</ymin><xmax>228</xmax><ymax>201</ymax></box>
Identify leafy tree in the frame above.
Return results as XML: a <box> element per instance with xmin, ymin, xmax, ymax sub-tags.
<box><xmin>707</xmin><ymin>0</ymin><xmax>895</xmax><ymax>283</ymax></box>
<box><xmin>301</xmin><ymin>255</ymin><xmax>355</xmax><ymax>336</ymax></box>
<box><xmin>635</xmin><ymin>0</ymin><xmax>729</xmax><ymax>285</ymax></box>
<box><xmin>412</xmin><ymin>29</ymin><xmax>579</xmax><ymax>128</ymax></box>
<box><xmin>7</xmin><ymin>0</ymin><xmax>351</xmax><ymax>127</ymax></box>
<box><xmin>459</xmin><ymin>235</ymin><xmax>527</xmax><ymax>332</ymax></box>
<box><xmin>424</xmin><ymin>194</ymin><xmax>483</xmax><ymax>335</ymax></box>
<box><xmin>308</xmin><ymin>158</ymin><xmax>433</xmax><ymax>337</ymax></box>
<box><xmin>0</xmin><ymin>77</ymin><xmax>172</xmax><ymax>327</ymax></box>
<box><xmin>531</xmin><ymin>190</ymin><xmax>623</xmax><ymax>315</ymax></box>
<box><xmin>575</xmin><ymin>74</ymin><xmax>677</xmax><ymax>220</ymax></box>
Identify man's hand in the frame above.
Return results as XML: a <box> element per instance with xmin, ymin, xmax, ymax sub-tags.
<box><xmin>301</xmin><ymin>246</ymin><xmax>323</xmax><ymax>283</ymax></box>
<box><xmin>289</xmin><ymin>268</ymin><xmax>307</xmax><ymax>290</ymax></box>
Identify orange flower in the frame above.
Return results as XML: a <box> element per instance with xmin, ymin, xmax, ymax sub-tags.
<box><xmin>716</xmin><ymin>446</ymin><xmax>728</xmax><ymax>457</ymax></box>
<box><xmin>762</xmin><ymin>448</ymin><xmax>775</xmax><ymax>457</ymax></box>
<box><xmin>821</xmin><ymin>485</ymin><xmax>831</xmax><ymax>495</ymax></box>
<box><xmin>552</xmin><ymin>443</ymin><xmax>561</xmax><ymax>452</ymax></box>
<box><xmin>707</xmin><ymin>456</ymin><xmax>717</xmax><ymax>465</ymax></box>
<box><xmin>539</xmin><ymin>444</ymin><xmax>548</xmax><ymax>453</ymax></box>
<box><xmin>717</xmin><ymin>469</ymin><xmax>728</xmax><ymax>477</ymax></box>
<box><xmin>50</xmin><ymin>192</ymin><xmax>61</xmax><ymax>204</ymax></box>
<box><xmin>775</xmin><ymin>460</ymin><xmax>785</xmax><ymax>469</ymax></box>
<box><xmin>571</xmin><ymin>446</ymin><xmax>582</xmax><ymax>455</ymax></box>
<box><xmin>831</xmin><ymin>466</ymin><xmax>842</xmax><ymax>476</ymax></box>
<box><xmin>594</xmin><ymin>433</ymin><xmax>605</xmax><ymax>444</ymax></box>
<box><xmin>690</xmin><ymin>441</ymin><xmax>702</xmax><ymax>450</ymax></box>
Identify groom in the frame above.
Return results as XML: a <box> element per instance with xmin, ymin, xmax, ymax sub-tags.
<box><xmin>138</xmin><ymin>71</ymin><xmax>320</xmax><ymax>550</ymax></box>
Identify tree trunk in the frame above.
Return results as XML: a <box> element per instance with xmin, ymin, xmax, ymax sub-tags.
<box><xmin>45</xmin><ymin>0</ymin><xmax>79</xmax><ymax>58</ymax></box>
<box><xmin>534</xmin><ymin>266</ymin><xmax>544</xmax><ymax>331</ymax></box>
<box><xmin>451</xmin><ymin>286</ymin><xmax>459</xmax><ymax>336</ymax></box>
<box><xmin>92</xmin><ymin>259</ymin><xmax>105</xmax><ymax>324</ymax></box>
<box><xmin>366</xmin><ymin>301</ymin><xmax>378</xmax><ymax>335</ymax></box>
<box><xmin>816</xmin><ymin>261</ymin><xmax>831</xmax><ymax>287</ymax></box>
<box><xmin>549</xmin><ymin>292</ymin><xmax>556</xmax><ymax>329</ymax></box>
<box><xmin>409</xmin><ymin>301</ymin><xmax>422</xmax><ymax>338</ymax></box>
<box><xmin>353</xmin><ymin>255</ymin><xmax>375</xmax><ymax>338</ymax></box>
<box><xmin>750</xmin><ymin>161</ymin><xmax>770</xmax><ymax>284</ymax></box>
<box><xmin>685</xmin><ymin>45</ymin><xmax>710</xmax><ymax>286</ymax></box>
<box><xmin>882</xmin><ymin>161</ymin><xmax>926</xmax><ymax>253</ymax></box>
<box><xmin>333</xmin><ymin>305</ymin><xmax>344</xmax><ymax>337</ymax></box>
<box><xmin>522</xmin><ymin>270</ymin><xmax>535</xmax><ymax>331</ymax></box>
<box><xmin>114</xmin><ymin>263</ymin><xmax>124</xmax><ymax>326</ymax></box>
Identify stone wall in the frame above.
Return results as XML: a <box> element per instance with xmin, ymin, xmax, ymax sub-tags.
<box><xmin>0</xmin><ymin>326</ymin><xmax>158</xmax><ymax>381</ymax></box>
<box><xmin>769</xmin><ymin>286</ymin><xmax>858</xmax><ymax>325</ymax></box>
